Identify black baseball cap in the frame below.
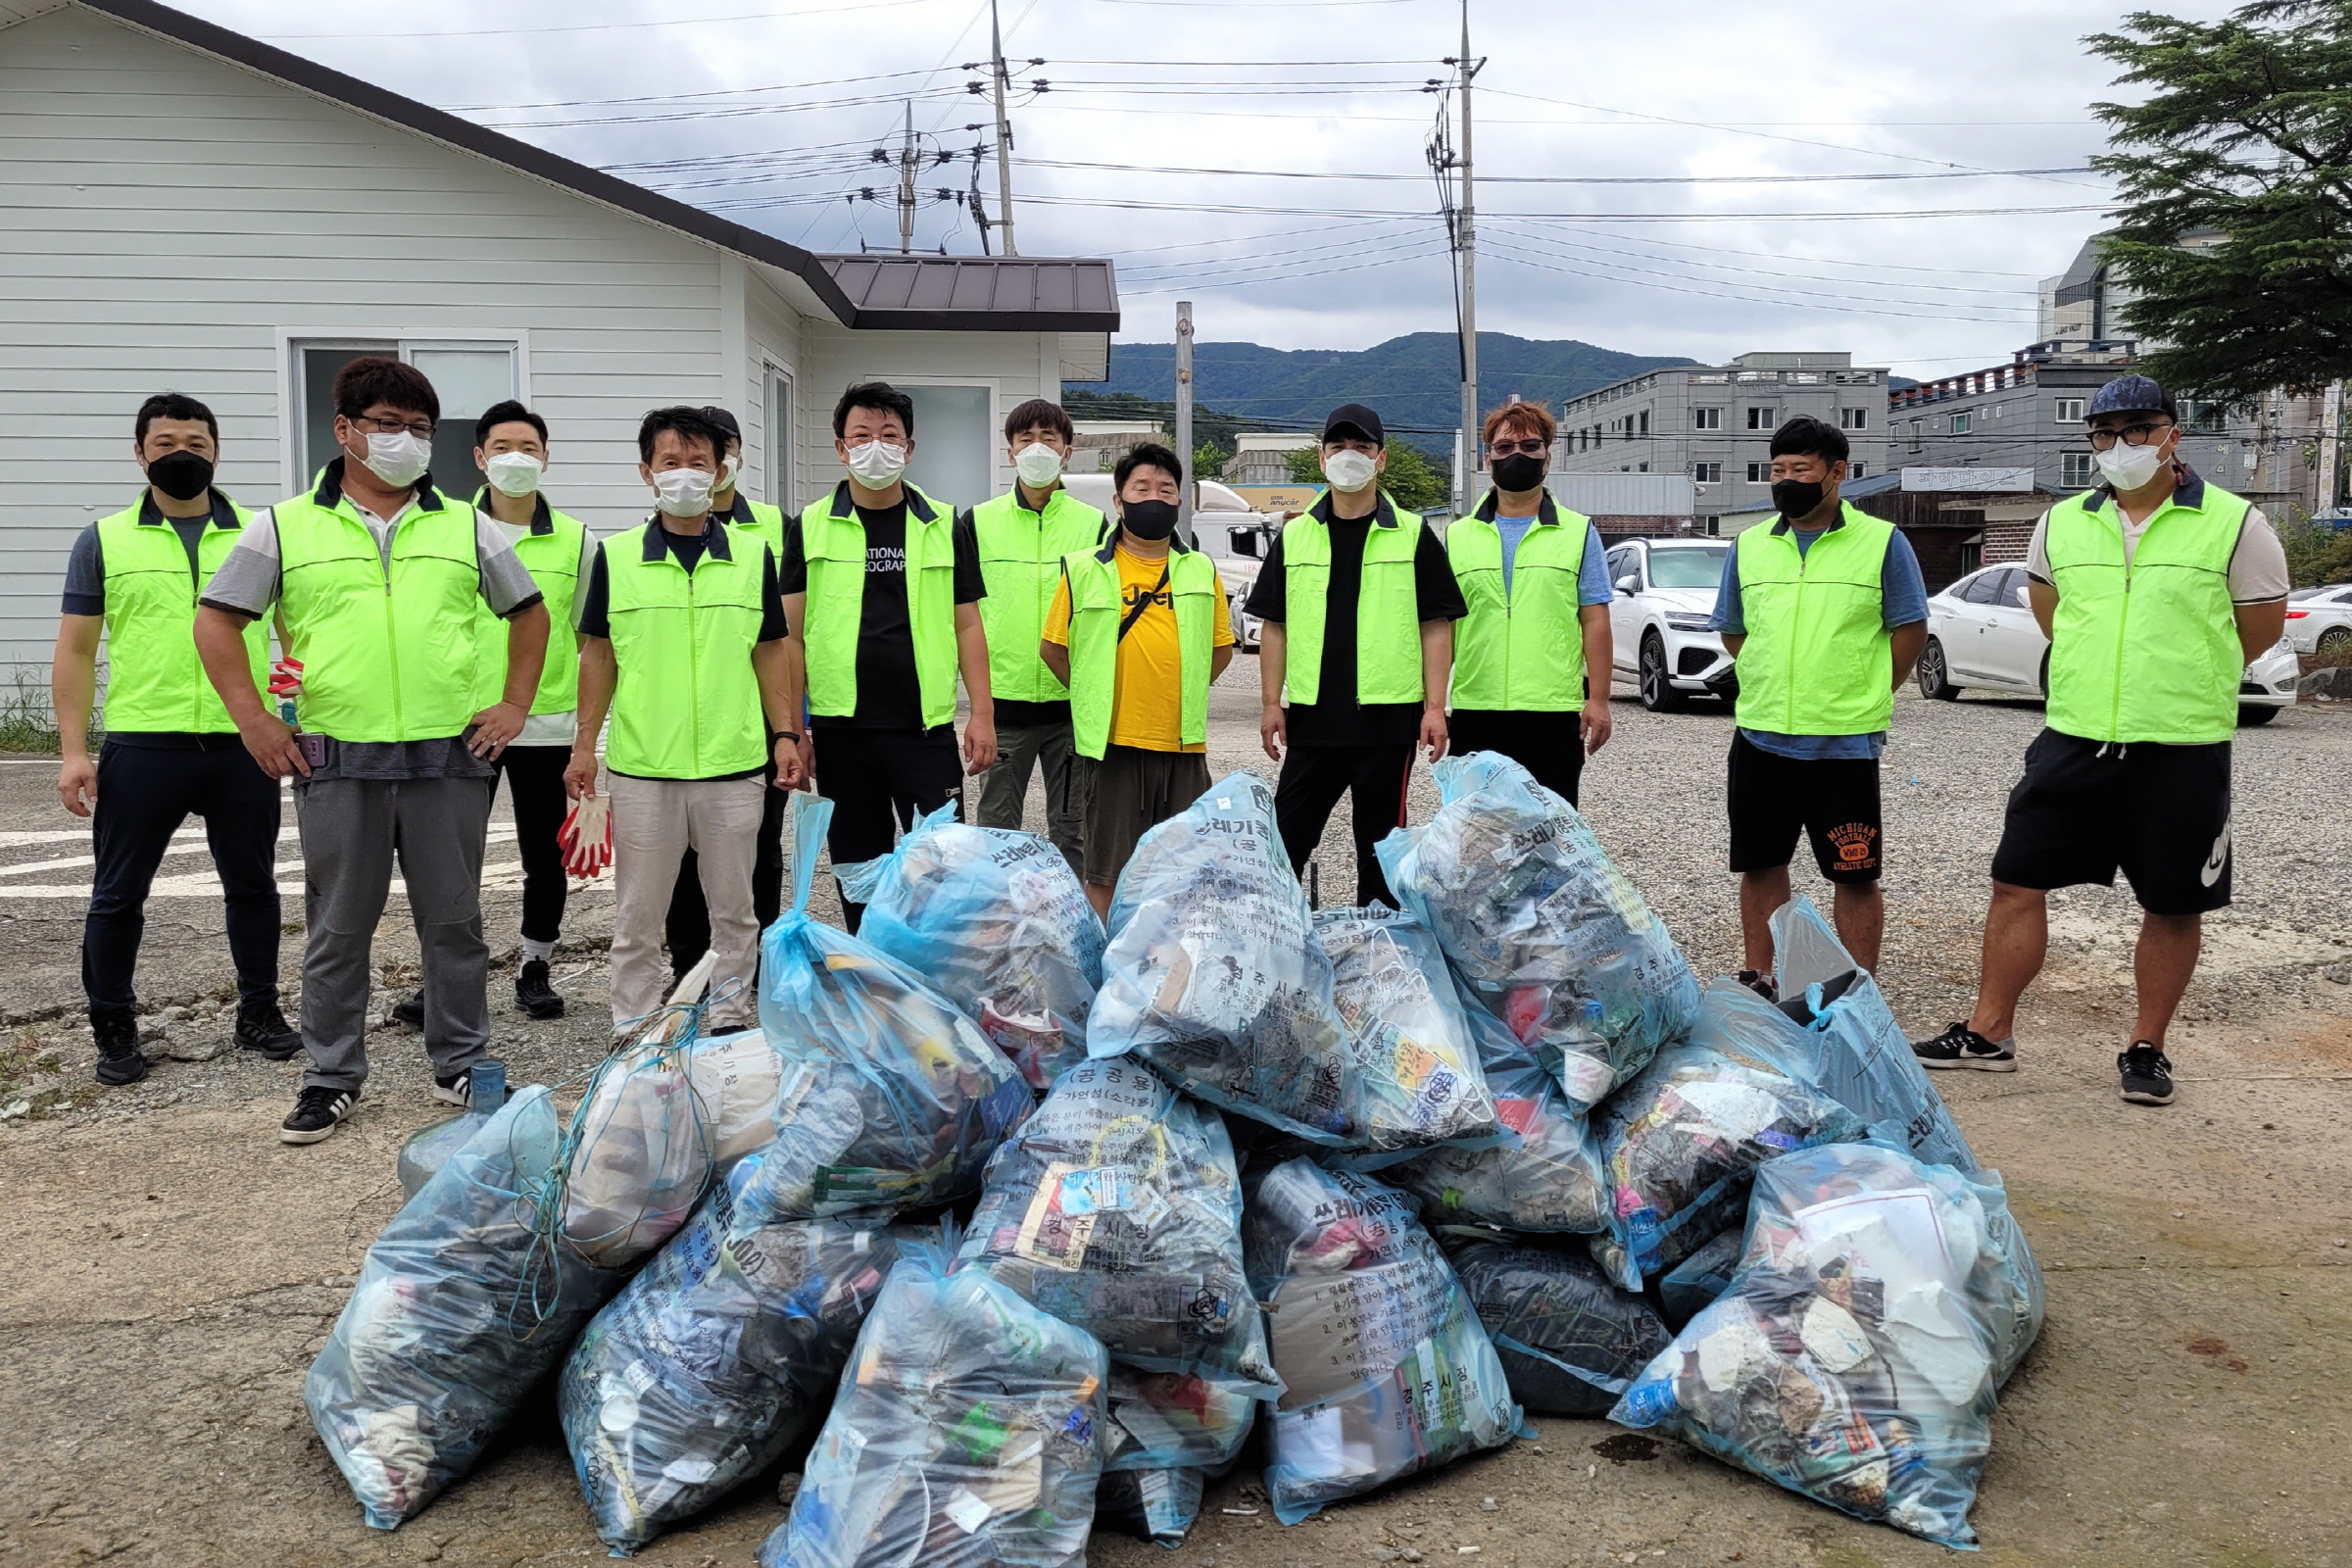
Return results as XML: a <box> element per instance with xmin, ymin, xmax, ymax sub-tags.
<box><xmin>1320</xmin><ymin>403</ymin><xmax>1385</xmax><ymax>447</ymax></box>
<box><xmin>701</xmin><ymin>406</ymin><xmax>744</xmax><ymax>444</ymax></box>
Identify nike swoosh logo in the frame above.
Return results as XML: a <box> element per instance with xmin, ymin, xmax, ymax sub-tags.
<box><xmin>2200</xmin><ymin>824</ymin><xmax>2230</xmax><ymax>887</ymax></box>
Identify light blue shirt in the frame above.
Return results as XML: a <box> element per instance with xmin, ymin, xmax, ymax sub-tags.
<box><xmin>1486</xmin><ymin>504</ymin><xmax>1612</xmax><ymax>606</ymax></box>
<box><xmin>1709</xmin><ymin>515</ymin><xmax>1929</xmax><ymax>760</ymax></box>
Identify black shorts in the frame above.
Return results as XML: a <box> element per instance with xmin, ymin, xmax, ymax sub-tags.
<box><xmin>1726</xmin><ymin>731</ymin><xmax>1882</xmax><ymax>883</ymax></box>
<box><xmin>1081</xmin><ymin>745</ymin><xmax>1212</xmax><ymax>889</ymax></box>
<box><xmin>1989</xmin><ymin>729</ymin><xmax>2231</xmax><ymax>915</ymax></box>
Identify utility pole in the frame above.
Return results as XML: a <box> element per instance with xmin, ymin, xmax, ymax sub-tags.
<box><xmin>989</xmin><ymin>0</ymin><xmax>1020</xmax><ymax>256</ymax></box>
<box><xmin>2322</xmin><ymin>380</ymin><xmax>2345</xmax><ymax>514</ymax></box>
<box><xmin>897</xmin><ymin>100</ymin><xmax>916</xmax><ymax>254</ymax></box>
<box><xmin>1454</xmin><ymin>0</ymin><xmax>1482</xmax><ymax>514</ymax></box>
<box><xmin>1176</xmin><ymin>300</ymin><xmax>1196</xmax><ymax>547</ymax></box>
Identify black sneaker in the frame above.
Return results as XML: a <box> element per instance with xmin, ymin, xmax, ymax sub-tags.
<box><xmin>280</xmin><ymin>1084</ymin><xmax>358</xmax><ymax>1145</ymax></box>
<box><xmin>514</xmin><ymin>957</ymin><xmax>565</xmax><ymax>1020</ymax></box>
<box><xmin>431</xmin><ymin>1069</ymin><xmax>474</xmax><ymax>1108</ymax></box>
<box><xmin>2118</xmin><ymin>1042</ymin><xmax>2176</xmax><ymax>1106</ymax></box>
<box><xmin>391</xmin><ymin>990</ymin><xmax>425</xmax><ymax>1029</ymax></box>
<box><xmin>92</xmin><ymin>1014</ymin><xmax>148</xmax><ymax>1087</ymax></box>
<box><xmin>1736</xmin><ymin>970</ymin><xmax>1779</xmax><ymax>1004</ymax></box>
<box><xmin>1911</xmin><ymin>1021</ymin><xmax>2017</xmax><ymax>1072</ymax></box>
<box><xmin>234</xmin><ymin>1001</ymin><xmax>303</xmax><ymax>1059</ymax></box>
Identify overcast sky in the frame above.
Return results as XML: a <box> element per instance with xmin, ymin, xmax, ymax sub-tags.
<box><xmin>190</xmin><ymin>0</ymin><xmax>2232</xmax><ymax>376</ymax></box>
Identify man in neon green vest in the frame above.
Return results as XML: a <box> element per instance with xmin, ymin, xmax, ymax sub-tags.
<box><xmin>781</xmin><ymin>381</ymin><xmax>997</xmax><ymax>933</ymax></box>
<box><xmin>1040</xmin><ymin>442</ymin><xmax>1235</xmax><ymax>916</ymax></box>
<box><xmin>1447</xmin><ymin>400</ymin><xmax>1616</xmax><ymax>807</ymax></box>
<box><xmin>1712</xmin><ymin>416</ymin><xmax>1927</xmax><ymax>993</ymax></box>
<box><xmin>972</xmin><ymin>397</ymin><xmax>1107</xmax><ymax>872</ymax></box>
<box><xmin>50</xmin><ymin>392</ymin><xmax>297</xmax><ymax>1087</ymax></box>
<box><xmin>193</xmin><ymin>357</ymin><xmax>551</xmax><ymax>1147</ymax></box>
<box><xmin>1913</xmin><ymin>375</ymin><xmax>2290</xmax><ymax>1108</ymax></box>
<box><xmin>566</xmin><ymin>407</ymin><xmax>805</xmax><ymax>1035</ymax></box>
<box><xmin>1244</xmin><ymin>404</ymin><xmax>1464</xmax><ymax>907</ymax></box>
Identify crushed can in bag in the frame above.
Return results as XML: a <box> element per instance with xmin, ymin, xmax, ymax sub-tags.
<box><xmin>757</xmin><ymin>1241</ymin><xmax>1109</xmax><ymax>1568</ymax></box>
<box><xmin>1611</xmin><ymin>1140</ymin><xmax>2044</xmax><ymax>1549</ymax></box>
<box><xmin>837</xmin><ymin>804</ymin><xmax>1104</xmax><ymax>1091</ymax></box>
<box><xmin>1088</xmin><ymin>772</ymin><xmax>1363</xmax><ymax>1147</ymax></box>
<box><xmin>1244</xmin><ymin>1159</ymin><xmax>1520</xmax><ymax>1523</ymax></box>
<box><xmin>1446</xmin><ymin>1237</ymin><xmax>1672</xmax><ymax>1416</ymax></box>
<box><xmin>1314</xmin><ymin>904</ymin><xmax>1503</xmax><ymax>1161</ymax></box>
<box><xmin>1378</xmin><ymin>752</ymin><xmax>1698</xmax><ymax>1110</ymax></box>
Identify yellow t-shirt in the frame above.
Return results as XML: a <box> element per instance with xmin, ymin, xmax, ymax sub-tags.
<box><xmin>1043</xmin><ymin>544</ymin><xmax>1234</xmax><ymax>753</ymax></box>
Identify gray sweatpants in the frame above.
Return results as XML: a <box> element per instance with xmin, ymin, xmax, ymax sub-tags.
<box><xmin>975</xmin><ymin>718</ymin><xmax>1085</xmax><ymax>871</ymax></box>
<box><xmin>293</xmin><ymin>775</ymin><xmax>494</xmax><ymax>1093</ymax></box>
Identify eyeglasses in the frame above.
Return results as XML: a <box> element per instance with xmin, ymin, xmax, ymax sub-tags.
<box><xmin>1489</xmin><ymin>438</ymin><xmax>1551</xmax><ymax>457</ymax></box>
<box><xmin>2085</xmin><ymin>419</ymin><xmax>2172</xmax><ymax>452</ymax></box>
<box><xmin>351</xmin><ymin>413</ymin><xmax>436</xmax><ymax>438</ymax></box>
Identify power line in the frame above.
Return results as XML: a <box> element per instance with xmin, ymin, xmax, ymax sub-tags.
<box><xmin>1013</xmin><ymin>157</ymin><xmax>2098</xmax><ymax>185</ymax></box>
<box><xmin>1005</xmin><ymin>193</ymin><xmax>2106</xmax><ymax>221</ymax></box>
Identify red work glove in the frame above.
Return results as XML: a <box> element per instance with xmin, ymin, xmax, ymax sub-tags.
<box><xmin>559</xmin><ymin>795</ymin><xmax>612</xmax><ymax>880</ymax></box>
<box><xmin>268</xmin><ymin>657</ymin><xmax>304</xmax><ymax>697</ymax></box>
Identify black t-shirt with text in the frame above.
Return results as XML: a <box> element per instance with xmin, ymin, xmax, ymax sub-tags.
<box><xmin>781</xmin><ymin>501</ymin><xmax>986</xmax><ymax>730</ymax></box>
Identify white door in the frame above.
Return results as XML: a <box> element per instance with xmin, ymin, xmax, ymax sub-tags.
<box><xmin>1607</xmin><ymin>546</ymin><xmax>1642</xmax><ymax>675</ymax></box>
<box><xmin>1976</xmin><ymin>567</ymin><xmax>2049</xmax><ymax>690</ymax></box>
<box><xmin>1938</xmin><ymin>569</ymin><xmax>1999</xmax><ymax>680</ymax></box>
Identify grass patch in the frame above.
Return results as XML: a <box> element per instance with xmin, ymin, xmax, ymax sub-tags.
<box><xmin>0</xmin><ymin>665</ymin><xmax>65</xmax><ymax>756</ymax></box>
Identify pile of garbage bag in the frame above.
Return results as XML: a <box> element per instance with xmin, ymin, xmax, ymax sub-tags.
<box><xmin>1314</xmin><ymin>905</ymin><xmax>1502</xmax><ymax>1159</ymax></box>
<box><xmin>1244</xmin><ymin>1159</ymin><xmax>1520</xmax><ymax>1523</ymax></box>
<box><xmin>1612</xmin><ymin>1141</ymin><xmax>2044</xmax><ymax>1549</ymax></box>
<box><xmin>959</xmin><ymin>1058</ymin><xmax>1278</xmax><ymax>1406</ymax></box>
<box><xmin>308</xmin><ymin>1087</ymin><xmax>625</xmax><ymax>1529</ymax></box>
<box><xmin>560</xmin><ymin>1152</ymin><xmax>907</xmax><ymax>1553</ymax></box>
<box><xmin>1659</xmin><ymin>1229</ymin><xmax>1743</xmax><ymax>1330</ymax></box>
<box><xmin>1088</xmin><ymin>773</ymin><xmax>1362</xmax><ymax>1147</ymax></box>
<box><xmin>839</xmin><ymin>805</ymin><xmax>1105</xmax><ymax>1091</ymax></box>
<box><xmin>563</xmin><ymin>1003</ymin><xmax>721</xmax><ymax>1269</ymax></box>
<box><xmin>1592</xmin><ymin>982</ymin><xmax>1865</xmax><ymax>1289</ymax></box>
<box><xmin>759</xmin><ymin>1241</ymin><xmax>1109</xmax><ymax>1568</ymax></box>
<box><xmin>749</xmin><ymin>794</ymin><xmax>1034</xmax><ymax>1221</ymax></box>
<box><xmin>1446</xmin><ymin>1237</ymin><xmax>1672</xmax><ymax>1416</ymax></box>
<box><xmin>1380</xmin><ymin>753</ymin><xmax>1698</xmax><ymax>1110</ymax></box>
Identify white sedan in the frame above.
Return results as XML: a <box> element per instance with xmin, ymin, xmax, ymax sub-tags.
<box><xmin>1917</xmin><ymin>563</ymin><xmax>2299</xmax><ymax>724</ymax></box>
<box><xmin>2286</xmin><ymin>583</ymin><xmax>2352</xmax><ymax>656</ymax></box>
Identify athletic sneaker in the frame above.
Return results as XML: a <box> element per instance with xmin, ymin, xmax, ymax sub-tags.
<box><xmin>280</xmin><ymin>1085</ymin><xmax>357</xmax><ymax>1145</ymax></box>
<box><xmin>93</xmin><ymin>1014</ymin><xmax>148</xmax><ymax>1087</ymax></box>
<box><xmin>234</xmin><ymin>1001</ymin><xmax>303</xmax><ymax>1060</ymax></box>
<box><xmin>1736</xmin><ymin>969</ymin><xmax>1779</xmax><ymax>1004</ymax></box>
<box><xmin>514</xmin><ymin>958</ymin><xmax>565</xmax><ymax>1020</ymax></box>
<box><xmin>431</xmin><ymin>1069</ymin><xmax>475</xmax><ymax>1108</ymax></box>
<box><xmin>391</xmin><ymin>990</ymin><xmax>425</xmax><ymax>1029</ymax></box>
<box><xmin>2118</xmin><ymin>1042</ymin><xmax>2176</xmax><ymax>1106</ymax></box>
<box><xmin>1911</xmin><ymin>1021</ymin><xmax>2018</xmax><ymax>1072</ymax></box>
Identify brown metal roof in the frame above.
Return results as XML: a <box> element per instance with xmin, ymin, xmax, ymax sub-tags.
<box><xmin>819</xmin><ymin>256</ymin><xmax>1120</xmax><ymax>332</ymax></box>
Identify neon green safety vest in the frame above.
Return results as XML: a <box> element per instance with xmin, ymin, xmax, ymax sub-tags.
<box><xmin>94</xmin><ymin>492</ymin><xmax>269</xmax><ymax>733</ymax></box>
<box><xmin>599</xmin><ymin>520</ymin><xmax>770</xmax><ymax>778</ymax></box>
<box><xmin>798</xmin><ymin>479</ymin><xmax>960</xmax><ymax>729</ymax></box>
<box><xmin>1062</xmin><ymin>539</ymin><xmax>1219</xmax><ymax>760</ymax></box>
<box><xmin>272</xmin><ymin>469</ymin><xmax>488</xmax><ymax>743</ymax></box>
<box><xmin>1281</xmin><ymin>494</ymin><xmax>1427</xmax><ymax>706</ymax></box>
<box><xmin>2042</xmin><ymin>476</ymin><xmax>2249</xmax><ymax>746</ymax></box>
<box><xmin>972</xmin><ymin>486</ymin><xmax>1107</xmax><ymax>705</ymax></box>
<box><xmin>1447</xmin><ymin>491</ymin><xmax>1592</xmax><ymax>711</ymax></box>
<box><xmin>719</xmin><ymin>495</ymin><xmax>788</xmax><ymax>564</ymax></box>
<box><xmin>469</xmin><ymin>492</ymin><xmax>588</xmax><ymax>714</ymax></box>
<box><xmin>1731</xmin><ymin>503</ymin><xmax>1896</xmax><ymax>736</ymax></box>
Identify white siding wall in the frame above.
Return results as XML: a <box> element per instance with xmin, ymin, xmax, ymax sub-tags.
<box><xmin>0</xmin><ymin>6</ymin><xmax>727</xmax><ymax>668</ymax></box>
<box><xmin>799</xmin><ymin>320</ymin><xmax>1060</xmax><ymax>511</ymax></box>
<box><xmin>742</xmin><ymin>264</ymin><xmax>808</xmax><ymax>513</ymax></box>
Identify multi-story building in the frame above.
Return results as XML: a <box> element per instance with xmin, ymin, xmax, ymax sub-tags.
<box><xmin>1221</xmin><ymin>431</ymin><xmax>1317</xmax><ymax>486</ymax></box>
<box><xmin>1553</xmin><ymin>351</ymin><xmax>1893</xmax><ymax>534</ymax></box>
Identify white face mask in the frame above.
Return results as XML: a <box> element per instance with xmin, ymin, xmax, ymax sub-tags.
<box><xmin>2094</xmin><ymin>438</ymin><xmax>2167</xmax><ymax>491</ymax></box>
<box><xmin>651</xmin><ymin>466</ymin><xmax>715</xmax><ymax>517</ymax></box>
<box><xmin>717</xmin><ymin>454</ymin><xmax>742</xmax><ymax>491</ymax></box>
<box><xmin>1322</xmin><ymin>448</ymin><xmax>1378</xmax><ymax>493</ymax></box>
<box><xmin>846</xmin><ymin>439</ymin><xmax>908</xmax><ymax>486</ymax></box>
<box><xmin>484</xmin><ymin>452</ymin><xmax>544</xmax><ymax>498</ymax></box>
<box><xmin>1014</xmin><ymin>442</ymin><xmax>1064</xmax><ymax>489</ymax></box>
<box><xmin>357</xmin><ymin>427</ymin><xmax>432</xmax><ymax>489</ymax></box>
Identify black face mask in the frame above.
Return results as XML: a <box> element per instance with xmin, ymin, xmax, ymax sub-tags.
<box><xmin>1771</xmin><ymin>478</ymin><xmax>1827</xmax><ymax>521</ymax></box>
<box><xmin>1490</xmin><ymin>453</ymin><xmax>1546</xmax><ymax>493</ymax></box>
<box><xmin>1122</xmin><ymin>499</ymin><xmax>1179</xmax><ymax>541</ymax></box>
<box><xmin>147</xmin><ymin>450</ymin><xmax>215</xmax><ymax>502</ymax></box>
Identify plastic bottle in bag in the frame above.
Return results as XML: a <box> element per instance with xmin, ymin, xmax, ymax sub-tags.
<box><xmin>1446</xmin><ymin>1238</ymin><xmax>1672</xmax><ymax>1416</ymax></box>
<box><xmin>396</xmin><ymin>1058</ymin><xmax>507</xmax><ymax>1199</ymax></box>
<box><xmin>1313</xmin><ymin>905</ymin><xmax>1502</xmax><ymax>1160</ymax></box>
<box><xmin>837</xmin><ymin>804</ymin><xmax>1105</xmax><ymax>1091</ymax></box>
<box><xmin>563</xmin><ymin>1004</ymin><xmax>721</xmax><ymax>1269</ymax></box>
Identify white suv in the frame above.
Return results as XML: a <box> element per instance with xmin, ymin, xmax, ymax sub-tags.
<box><xmin>1604</xmin><ymin>537</ymin><xmax>1736</xmax><ymax>711</ymax></box>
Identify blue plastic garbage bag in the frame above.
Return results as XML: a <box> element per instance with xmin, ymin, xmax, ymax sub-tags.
<box><xmin>1446</xmin><ymin>1239</ymin><xmax>1671</xmax><ymax>1417</ymax></box>
<box><xmin>1378</xmin><ymin>753</ymin><xmax>1698</xmax><ymax>1110</ymax></box>
<box><xmin>1096</xmin><ymin>1465</ymin><xmax>1204</xmax><ymax>1549</ymax></box>
<box><xmin>958</xmin><ymin>1058</ymin><xmax>1278</xmax><ymax>1406</ymax></box>
<box><xmin>757</xmin><ymin>1241</ymin><xmax>1109</xmax><ymax>1568</ymax></box>
<box><xmin>1659</xmin><ymin>1228</ymin><xmax>1742</xmax><ymax>1330</ymax></box>
<box><xmin>1088</xmin><ymin>772</ymin><xmax>1362</xmax><ymax>1147</ymax></box>
<box><xmin>1766</xmin><ymin>896</ymin><xmax>1979</xmax><ymax>1173</ymax></box>
<box><xmin>1610</xmin><ymin>1141</ymin><xmax>2044</xmax><ymax>1549</ymax></box>
<box><xmin>561</xmin><ymin>1005</ymin><xmax>723</xmax><ymax>1270</ymax></box>
<box><xmin>1389</xmin><ymin>998</ymin><xmax>1609</xmax><ymax>1235</ymax></box>
<box><xmin>1244</xmin><ymin>1160</ymin><xmax>1520</xmax><ymax>1523</ymax></box>
<box><xmin>1592</xmin><ymin>983</ymin><xmax>1865</xmax><ymax>1290</ymax></box>
<box><xmin>560</xmin><ymin>1152</ymin><xmax>908</xmax><ymax>1554</ymax></box>
<box><xmin>837</xmin><ymin>805</ymin><xmax>1104</xmax><ymax>1091</ymax></box>
<box><xmin>747</xmin><ymin>794</ymin><xmax>1034</xmax><ymax>1221</ymax></box>
<box><xmin>1314</xmin><ymin>905</ymin><xmax>1502</xmax><ymax>1161</ymax></box>
<box><xmin>307</xmin><ymin>1087</ymin><xmax>625</xmax><ymax>1529</ymax></box>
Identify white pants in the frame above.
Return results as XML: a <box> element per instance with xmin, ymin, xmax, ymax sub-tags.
<box><xmin>607</xmin><ymin>773</ymin><xmax>768</xmax><ymax>1033</ymax></box>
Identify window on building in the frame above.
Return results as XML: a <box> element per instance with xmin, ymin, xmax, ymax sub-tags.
<box><xmin>1839</xmin><ymin>407</ymin><xmax>1867</xmax><ymax>430</ymax></box>
<box><xmin>1746</xmin><ymin>407</ymin><xmax>1777</xmax><ymax>430</ymax></box>
<box><xmin>1745</xmin><ymin>462</ymin><xmax>1769</xmax><ymax>482</ymax></box>
<box><xmin>1692</xmin><ymin>406</ymin><xmax>1723</xmax><ymax>430</ymax></box>
<box><xmin>2061</xmin><ymin>451</ymin><xmax>2096</xmax><ymax>487</ymax></box>
<box><xmin>1693</xmin><ymin>462</ymin><xmax>1722</xmax><ymax>484</ymax></box>
<box><xmin>1637</xmin><ymin>410</ymin><xmax>1650</xmax><ymax>434</ymax></box>
<box><xmin>2181</xmin><ymin>399</ymin><xmax>2227</xmax><ymax>432</ymax></box>
<box><xmin>292</xmin><ymin>337</ymin><xmax>521</xmax><ymax>498</ymax></box>
<box><xmin>2054</xmin><ymin>397</ymin><xmax>2085</xmax><ymax>423</ymax></box>
<box><xmin>1848</xmin><ymin>462</ymin><xmax>1867</xmax><ymax>479</ymax></box>
<box><xmin>1951</xmin><ymin>410</ymin><xmax>1973</xmax><ymax>435</ymax></box>
<box><xmin>899</xmin><ymin>384</ymin><xmax>995</xmax><ymax>505</ymax></box>
<box><xmin>1908</xmin><ymin>417</ymin><xmax>1924</xmax><ymax>452</ymax></box>
<box><xmin>1638</xmin><ymin>462</ymin><xmax>1649</xmax><ymax>472</ymax></box>
<box><xmin>762</xmin><ymin>362</ymin><xmax>794</xmax><ymax>509</ymax></box>
<box><xmin>1702</xmin><ymin>515</ymin><xmax>1721</xmax><ymax>537</ymax></box>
